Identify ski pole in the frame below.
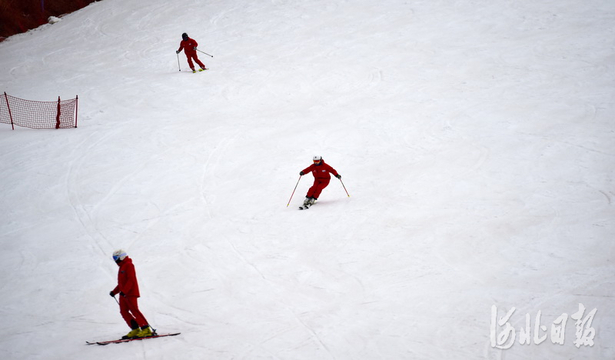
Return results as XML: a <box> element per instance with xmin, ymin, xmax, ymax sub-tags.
<box><xmin>176</xmin><ymin>53</ymin><xmax>181</xmax><ymax>71</ymax></box>
<box><xmin>339</xmin><ymin>177</ymin><xmax>350</xmax><ymax>197</ymax></box>
<box><xmin>287</xmin><ymin>175</ymin><xmax>302</xmax><ymax>207</ymax></box>
<box><xmin>112</xmin><ymin>295</ymin><xmax>119</xmax><ymax>305</ymax></box>
<box><xmin>196</xmin><ymin>48</ymin><xmax>214</xmax><ymax>58</ymax></box>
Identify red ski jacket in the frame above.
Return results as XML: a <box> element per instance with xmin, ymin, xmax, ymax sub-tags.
<box><xmin>112</xmin><ymin>257</ymin><xmax>140</xmax><ymax>298</ymax></box>
<box><xmin>302</xmin><ymin>161</ymin><xmax>339</xmax><ymax>180</ymax></box>
<box><xmin>177</xmin><ymin>38</ymin><xmax>199</xmax><ymax>55</ymax></box>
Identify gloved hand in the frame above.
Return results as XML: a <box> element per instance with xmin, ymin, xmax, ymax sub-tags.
<box><xmin>119</xmin><ymin>292</ymin><xmax>126</xmax><ymax>297</ymax></box>
<box><xmin>109</xmin><ymin>291</ymin><xmax>115</xmax><ymax>297</ymax></box>
<box><xmin>176</xmin><ymin>50</ymin><xmax>180</xmax><ymax>54</ymax></box>
<box><xmin>193</xmin><ymin>47</ymin><xmax>197</xmax><ymax>50</ymax></box>
<box><xmin>335</xmin><ymin>174</ymin><xmax>342</xmax><ymax>179</ymax></box>
<box><xmin>300</xmin><ymin>171</ymin><xmax>305</xmax><ymax>176</ymax></box>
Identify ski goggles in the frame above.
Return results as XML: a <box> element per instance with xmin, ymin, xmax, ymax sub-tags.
<box><xmin>113</xmin><ymin>252</ymin><xmax>127</xmax><ymax>262</ymax></box>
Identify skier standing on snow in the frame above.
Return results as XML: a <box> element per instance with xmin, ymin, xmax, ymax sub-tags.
<box><xmin>299</xmin><ymin>156</ymin><xmax>341</xmax><ymax>207</ymax></box>
<box><xmin>109</xmin><ymin>250</ymin><xmax>154</xmax><ymax>339</ymax></box>
<box><xmin>176</xmin><ymin>32</ymin><xmax>207</xmax><ymax>73</ymax></box>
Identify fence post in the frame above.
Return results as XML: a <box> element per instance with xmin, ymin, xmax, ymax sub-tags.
<box><xmin>55</xmin><ymin>96</ymin><xmax>61</xmax><ymax>129</ymax></box>
<box><xmin>74</xmin><ymin>95</ymin><xmax>78</xmax><ymax>128</ymax></box>
<box><xmin>4</xmin><ymin>92</ymin><xmax>15</xmax><ymax>130</ymax></box>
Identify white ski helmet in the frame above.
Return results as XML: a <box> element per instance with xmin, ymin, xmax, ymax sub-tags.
<box><xmin>112</xmin><ymin>249</ymin><xmax>127</xmax><ymax>262</ymax></box>
<box><xmin>313</xmin><ymin>155</ymin><xmax>322</xmax><ymax>162</ymax></box>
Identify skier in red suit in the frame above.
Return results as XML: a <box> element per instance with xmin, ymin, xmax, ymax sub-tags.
<box><xmin>109</xmin><ymin>250</ymin><xmax>154</xmax><ymax>339</ymax></box>
<box><xmin>300</xmin><ymin>156</ymin><xmax>341</xmax><ymax>206</ymax></box>
<box><xmin>176</xmin><ymin>32</ymin><xmax>207</xmax><ymax>73</ymax></box>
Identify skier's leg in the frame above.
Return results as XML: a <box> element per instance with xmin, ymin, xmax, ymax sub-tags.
<box><xmin>124</xmin><ymin>296</ymin><xmax>149</xmax><ymax>328</ymax></box>
<box><xmin>193</xmin><ymin>55</ymin><xmax>206</xmax><ymax>70</ymax></box>
<box><xmin>306</xmin><ymin>182</ymin><xmax>317</xmax><ymax>198</ymax></box>
<box><xmin>186</xmin><ymin>54</ymin><xmax>196</xmax><ymax>71</ymax></box>
<box><xmin>118</xmin><ymin>296</ymin><xmax>142</xmax><ymax>338</ymax></box>
<box><xmin>119</xmin><ymin>296</ymin><xmax>138</xmax><ymax>328</ymax></box>
<box><xmin>311</xmin><ymin>178</ymin><xmax>330</xmax><ymax>200</ymax></box>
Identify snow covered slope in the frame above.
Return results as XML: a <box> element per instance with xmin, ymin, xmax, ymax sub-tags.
<box><xmin>0</xmin><ymin>0</ymin><xmax>613</xmax><ymax>359</ymax></box>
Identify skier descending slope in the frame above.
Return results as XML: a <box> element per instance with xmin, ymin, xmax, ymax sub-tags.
<box><xmin>176</xmin><ymin>32</ymin><xmax>207</xmax><ymax>73</ymax></box>
<box><xmin>109</xmin><ymin>250</ymin><xmax>154</xmax><ymax>339</ymax></box>
<box><xmin>299</xmin><ymin>156</ymin><xmax>341</xmax><ymax>209</ymax></box>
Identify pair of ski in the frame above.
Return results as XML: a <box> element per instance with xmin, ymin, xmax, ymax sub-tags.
<box><xmin>86</xmin><ymin>332</ymin><xmax>180</xmax><ymax>345</ymax></box>
<box><xmin>299</xmin><ymin>203</ymin><xmax>314</xmax><ymax>210</ymax></box>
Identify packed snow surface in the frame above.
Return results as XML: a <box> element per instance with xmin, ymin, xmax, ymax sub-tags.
<box><xmin>0</xmin><ymin>0</ymin><xmax>614</xmax><ymax>359</ymax></box>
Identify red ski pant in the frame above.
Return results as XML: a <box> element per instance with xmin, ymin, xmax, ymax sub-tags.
<box><xmin>184</xmin><ymin>52</ymin><xmax>205</xmax><ymax>70</ymax></box>
<box><xmin>119</xmin><ymin>296</ymin><xmax>149</xmax><ymax>329</ymax></box>
<box><xmin>306</xmin><ymin>177</ymin><xmax>331</xmax><ymax>199</ymax></box>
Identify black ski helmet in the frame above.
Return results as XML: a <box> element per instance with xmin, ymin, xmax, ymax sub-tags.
<box><xmin>182</xmin><ymin>33</ymin><xmax>189</xmax><ymax>41</ymax></box>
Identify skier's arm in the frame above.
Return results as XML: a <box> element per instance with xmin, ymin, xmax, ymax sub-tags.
<box><xmin>300</xmin><ymin>165</ymin><xmax>313</xmax><ymax>175</ymax></box>
<box><xmin>327</xmin><ymin>164</ymin><xmax>340</xmax><ymax>178</ymax></box>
